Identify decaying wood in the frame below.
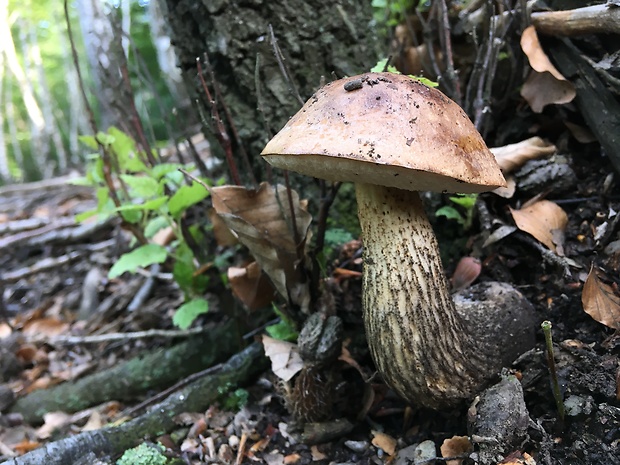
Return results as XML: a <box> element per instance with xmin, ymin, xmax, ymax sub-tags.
<box><xmin>532</xmin><ymin>4</ymin><xmax>620</xmax><ymax>36</ymax></box>
<box><xmin>551</xmin><ymin>39</ymin><xmax>620</xmax><ymax>177</ymax></box>
<box><xmin>3</xmin><ymin>343</ymin><xmax>266</xmax><ymax>465</ymax></box>
<box><xmin>10</xmin><ymin>320</ymin><xmax>240</xmax><ymax>424</ymax></box>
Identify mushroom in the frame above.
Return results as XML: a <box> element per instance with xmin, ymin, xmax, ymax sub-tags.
<box><xmin>261</xmin><ymin>72</ymin><xmax>534</xmax><ymax>408</ymax></box>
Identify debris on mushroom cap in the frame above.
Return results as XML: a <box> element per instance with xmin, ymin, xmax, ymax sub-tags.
<box><xmin>261</xmin><ymin>72</ymin><xmax>506</xmax><ymax>194</ymax></box>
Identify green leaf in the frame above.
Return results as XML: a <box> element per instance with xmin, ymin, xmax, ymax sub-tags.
<box><xmin>108</xmin><ymin>244</ymin><xmax>168</xmax><ymax>278</ymax></box>
<box><xmin>141</xmin><ymin>196</ymin><xmax>169</xmax><ymax>211</ymax></box>
<box><xmin>74</xmin><ymin>209</ymin><xmax>98</xmax><ymax>223</ymax></box>
<box><xmin>78</xmin><ymin>135</ymin><xmax>98</xmax><ymax>150</ymax></box>
<box><xmin>96</xmin><ymin>131</ymin><xmax>115</xmax><ymax>147</ymax></box>
<box><xmin>168</xmin><ymin>181</ymin><xmax>209</xmax><ymax>218</ymax></box>
<box><xmin>120</xmin><ymin>174</ymin><xmax>161</xmax><ymax>198</ymax></box>
<box><xmin>152</xmin><ymin>163</ymin><xmax>184</xmax><ymax>180</ymax></box>
<box><xmin>409</xmin><ymin>75</ymin><xmax>439</xmax><ymax>88</ymax></box>
<box><xmin>449</xmin><ymin>194</ymin><xmax>478</xmax><ymax>208</ymax></box>
<box><xmin>173</xmin><ymin>298</ymin><xmax>209</xmax><ymax>329</ymax></box>
<box><xmin>67</xmin><ymin>176</ymin><xmax>93</xmax><ymax>187</ymax></box>
<box><xmin>435</xmin><ymin>206</ymin><xmax>465</xmax><ymax>225</ymax></box>
<box><xmin>371</xmin><ymin>58</ymin><xmax>400</xmax><ymax>74</ymax></box>
<box><xmin>120</xmin><ymin>209</ymin><xmax>142</xmax><ymax>224</ymax></box>
<box><xmin>265</xmin><ymin>304</ymin><xmax>298</xmax><ymax>341</ymax></box>
<box><xmin>108</xmin><ymin>127</ymin><xmax>136</xmax><ymax>162</ymax></box>
<box><xmin>145</xmin><ymin>216</ymin><xmax>170</xmax><ymax>238</ymax></box>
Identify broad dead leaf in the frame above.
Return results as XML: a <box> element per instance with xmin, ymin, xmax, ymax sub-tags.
<box><xmin>499</xmin><ymin>451</ymin><xmax>537</xmax><ymax>464</ymax></box>
<box><xmin>510</xmin><ymin>200</ymin><xmax>568</xmax><ymax>254</ymax></box>
<box><xmin>491</xmin><ymin>137</ymin><xmax>557</xmax><ymax>174</ymax></box>
<box><xmin>36</xmin><ymin>412</ymin><xmax>71</xmax><ymax>439</ymax></box>
<box><xmin>207</xmin><ymin>207</ymin><xmax>238</xmax><ymax>247</ymax></box>
<box><xmin>520</xmin><ymin>26</ymin><xmax>575</xmax><ymax>112</ymax></box>
<box><xmin>210</xmin><ymin>183</ymin><xmax>312</xmax><ymax>313</ymax></box>
<box><xmin>22</xmin><ymin>317</ymin><xmax>70</xmax><ymax>337</ymax></box>
<box><xmin>262</xmin><ymin>335</ymin><xmax>304</xmax><ymax>382</ymax></box>
<box><xmin>440</xmin><ymin>435</ymin><xmax>473</xmax><ymax>465</ymax></box>
<box><xmin>582</xmin><ymin>267</ymin><xmax>620</xmax><ymax>330</ymax></box>
<box><xmin>228</xmin><ymin>262</ymin><xmax>276</xmax><ymax>310</ymax></box>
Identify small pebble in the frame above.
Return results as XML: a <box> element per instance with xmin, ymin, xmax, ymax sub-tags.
<box><xmin>344</xmin><ymin>440</ymin><xmax>369</xmax><ymax>453</ymax></box>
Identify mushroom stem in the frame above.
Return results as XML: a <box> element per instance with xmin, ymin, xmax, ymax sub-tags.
<box><xmin>356</xmin><ymin>183</ymin><xmax>495</xmax><ymax>408</ymax></box>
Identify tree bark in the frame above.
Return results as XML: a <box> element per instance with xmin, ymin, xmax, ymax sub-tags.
<box><xmin>161</xmin><ymin>0</ymin><xmax>379</xmax><ymax>184</ymax></box>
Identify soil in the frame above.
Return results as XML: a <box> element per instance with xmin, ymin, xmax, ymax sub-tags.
<box><xmin>0</xmin><ymin>142</ymin><xmax>618</xmax><ymax>465</ymax></box>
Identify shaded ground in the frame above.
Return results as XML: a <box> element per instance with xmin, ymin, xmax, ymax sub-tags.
<box><xmin>0</xmin><ymin>132</ymin><xmax>618</xmax><ymax>465</ymax></box>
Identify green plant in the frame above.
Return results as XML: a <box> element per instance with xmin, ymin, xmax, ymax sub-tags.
<box><xmin>265</xmin><ymin>304</ymin><xmax>298</xmax><ymax>342</ymax></box>
<box><xmin>217</xmin><ymin>383</ymin><xmax>250</xmax><ymax>411</ymax></box>
<box><xmin>371</xmin><ymin>58</ymin><xmax>439</xmax><ymax>88</ymax></box>
<box><xmin>435</xmin><ymin>194</ymin><xmax>478</xmax><ymax>230</ymax></box>
<box><xmin>72</xmin><ymin>127</ymin><xmax>217</xmax><ymax>327</ymax></box>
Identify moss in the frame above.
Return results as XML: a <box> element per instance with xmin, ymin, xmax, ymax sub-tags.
<box><xmin>116</xmin><ymin>442</ymin><xmax>167</xmax><ymax>465</ymax></box>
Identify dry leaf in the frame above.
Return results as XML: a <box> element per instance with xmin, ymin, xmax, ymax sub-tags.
<box><xmin>151</xmin><ymin>226</ymin><xmax>175</xmax><ymax>246</ymax></box>
<box><xmin>22</xmin><ymin>318</ymin><xmax>70</xmax><ymax>337</ymax></box>
<box><xmin>440</xmin><ymin>435</ymin><xmax>473</xmax><ymax>465</ymax></box>
<box><xmin>36</xmin><ymin>412</ymin><xmax>71</xmax><ymax>439</ymax></box>
<box><xmin>493</xmin><ymin>176</ymin><xmax>517</xmax><ymax>198</ymax></box>
<box><xmin>371</xmin><ymin>431</ymin><xmax>397</xmax><ymax>456</ymax></box>
<box><xmin>310</xmin><ymin>446</ymin><xmax>328</xmax><ymax>461</ymax></box>
<box><xmin>499</xmin><ymin>451</ymin><xmax>537</xmax><ymax>464</ymax></box>
<box><xmin>228</xmin><ymin>262</ymin><xmax>276</xmax><ymax>310</ymax></box>
<box><xmin>564</xmin><ymin>121</ymin><xmax>597</xmax><ymax>144</ymax></box>
<box><xmin>262</xmin><ymin>336</ymin><xmax>304</xmax><ymax>382</ymax></box>
<box><xmin>582</xmin><ymin>267</ymin><xmax>620</xmax><ymax>330</ymax></box>
<box><xmin>510</xmin><ymin>200</ymin><xmax>568</xmax><ymax>254</ymax></box>
<box><xmin>450</xmin><ymin>257</ymin><xmax>481</xmax><ymax>291</ymax></box>
<box><xmin>520</xmin><ymin>26</ymin><xmax>575</xmax><ymax>112</ymax></box>
<box><xmin>82</xmin><ymin>410</ymin><xmax>103</xmax><ymax>431</ymax></box>
<box><xmin>491</xmin><ymin>137</ymin><xmax>557</xmax><ymax>174</ymax></box>
<box><xmin>211</xmin><ymin>183</ymin><xmax>312</xmax><ymax>313</ymax></box>
<box><xmin>207</xmin><ymin>207</ymin><xmax>238</xmax><ymax>247</ymax></box>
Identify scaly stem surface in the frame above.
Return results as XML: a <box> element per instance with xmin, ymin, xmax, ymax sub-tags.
<box><xmin>356</xmin><ymin>183</ymin><xmax>492</xmax><ymax>408</ymax></box>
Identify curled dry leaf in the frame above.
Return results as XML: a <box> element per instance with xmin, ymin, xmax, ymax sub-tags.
<box><xmin>440</xmin><ymin>435</ymin><xmax>473</xmax><ymax>465</ymax></box>
<box><xmin>371</xmin><ymin>431</ymin><xmax>397</xmax><ymax>456</ymax></box>
<box><xmin>510</xmin><ymin>200</ymin><xmax>568</xmax><ymax>254</ymax></box>
<box><xmin>582</xmin><ymin>266</ymin><xmax>620</xmax><ymax>330</ymax></box>
<box><xmin>520</xmin><ymin>26</ymin><xmax>576</xmax><ymax>112</ymax></box>
<box><xmin>490</xmin><ymin>137</ymin><xmax>557</xmax><ymax>174</ymax></box>
<box><xmin>227</xmin><ymin>262</ymin><xmax>276</xmax><ymax>310</ymax></box>
<box><xmin>210</xmin><ymin>182</ymin><xmax>312</xmax><ymax>313</ymax></box>
<box><xmin>261</xmin><ymin>335</ymin><xmax>304</xmax><ymax>382</ymax></box>
<box><xmin>450</xmin><ymin>257</ymin><xmax>481</xmax><ymax>292</ymax></box>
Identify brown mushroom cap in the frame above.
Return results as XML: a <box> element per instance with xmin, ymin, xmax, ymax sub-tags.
<box><xmin>262</xmin><ymin>72</ymin><xmax>506</xmax><ymax>193</ymax></box>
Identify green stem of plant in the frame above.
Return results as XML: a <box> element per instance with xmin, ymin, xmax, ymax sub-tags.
<box><xmin>541</xmin><ymin>320</ymin><xmax>565</xmax><ymax>422</ymax></box>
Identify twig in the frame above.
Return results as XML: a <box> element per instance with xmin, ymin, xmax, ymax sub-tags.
<box><xmin>202</xmin><ymin>50</ymin><xmax>257</xmax><ymax>188</ymax></box>
<box><xmin>437</xmin><ymin>0</ymin><xmax>461</xmax><ymax>104</ymax></box>
<box><xmin>196</xmin><ymin>58</ymin><xmax>242</xmax><ymax>186</ymax></box>
<box><xmin>127</xmin><ymin>264</ymin><xmax>160</xmax><ymax>312</ymax></box>
<box><xmin>541</xmin><ymin>321</ymin><xmax>565</xmax><ymax>422</ymax></box>
<box><xmin>0</xmin><ymin>251</ymin><xmax>83</xmax><ymax>283</ymax></box>
<box><xmin>268</xmin><ymin>24</ymin><xmax>304</xmax><ymax>106</ymax></box>
<box><xmin>513</xmin><ymin>232</ymin><xmax>574</xmax><ymax>277</ymax></box>
<box><xmin>26</xmin><ymin>326</ymin><xmax>209</xmax><ymax>346</ymax></box>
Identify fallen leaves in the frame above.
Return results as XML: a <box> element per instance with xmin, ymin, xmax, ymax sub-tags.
<box><xmin>520</xmin><ymin>26</ymin><xmax>576</xmax><ymax>112</ymax></box>
<box><xmin>261</xmin><ymin>336</ymin><xmax>304</xmax><ymax>382</ymax></box>
<box><xmin>510</xmin><ymin>200</ymin><xmax>568</xmax><ymax>254</ymax></box>
<box><xmin>582</xmin><ymin>266</ymin><xmax>620</xmax><ymax>330</ymax></box>
<box><xmin>210</xmin><ymin>182</ymin><xmax>312</xmax><ymax>313</ymax></box>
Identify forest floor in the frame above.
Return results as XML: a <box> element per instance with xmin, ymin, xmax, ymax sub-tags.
<box><xmin>0</xmin><ymin>129</ymin><xmax>618</xmax><ymax>465</ymax></box>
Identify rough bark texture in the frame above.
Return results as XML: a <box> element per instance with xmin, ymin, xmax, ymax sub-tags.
<box><xmin>162</xmin><ymin>0</ymin><xmax>379</xmax><ymax>184</ymax></box>
<box><xmin>356</xmin><ymin>184</ymin><xmax>495</xmax><ymax>408</ymax></box>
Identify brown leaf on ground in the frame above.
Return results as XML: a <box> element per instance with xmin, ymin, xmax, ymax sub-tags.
<box><xmin>450</xmin><ymin>257</ymin><xmax>481</xmax><ymax>291</ymax></box>
<box><xmin>21</xmin><ymin>317</ymin><xmax>69</xmax><ymax>337</ymax></box>
<box><xmin>499</xmin><ymin>451</ymin><xmax>537</xmax><ymax>464</ymax></box>
<box><xmin>520</xmin><ymin>26</ymin><xmax>575</xmax><ymax>112</ymax></box>
<box><xmin>510</xmin><ymin>200</ymin><xmax>568</xmax><ymax>254</ymax></box>
<box><xmin>371</xmin><ymin>430</ymin><xmax>397</xmax><ymax>456</ymax></box>
<box><xmin>491</xmin><ymin>137</ymin><xmax>557</xmax><ymax>174</ymax></box>
<box><xmin>440</xmin><ymin>435</ymin><xmax>473</xmax><ymax>465</ymax></box>
<box><xmin>582</xmin><ymin>267</ymin><xmax>620</xmax><ymax>330</ymax></box>
<box><xmin>228</xmin><ymin>262</ymin><xmax>276</xmax><ymax>310</ymax></box>
<box><xmin>211</xmin><ymin>182</ymin><xmax>312</xmax><ymax>313</ymax></box>
<box><xmin>261</xmin><ymin>336</ymin><xmax>304</xmax><ymax>382</ymax></box>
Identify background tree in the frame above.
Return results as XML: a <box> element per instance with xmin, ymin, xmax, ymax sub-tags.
<box><xmin>161</xmin><ymin>0</ymin><xmax>380</xmax><ymax>184</ymax></box>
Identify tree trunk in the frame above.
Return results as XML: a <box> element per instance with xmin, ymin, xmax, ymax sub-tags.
<box><xmin>161</xmin><ymin>0</ymin><xmax>379</xmax><ymax>185</ymax></box>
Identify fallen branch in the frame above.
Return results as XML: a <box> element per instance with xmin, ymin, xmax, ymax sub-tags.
<box><xmin>532</xmin><ymin>4</ymin><xmax>620</xmax><ymax>36</ymax></box>
<box><xmin>3</xmin><ymin>343</ymin><xmax>266</xmax><ymax>465</ymax></box>
<box><xmin>10</xmin><ymin>320</ymin><xmax>240</xmax><ymax>424</ymax></box>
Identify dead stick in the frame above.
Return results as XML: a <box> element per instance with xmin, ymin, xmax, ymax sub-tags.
<box><xmin>532</xmin><ymin>4</ymin><xmax>620</xmax><ymax>36</ymax></box>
